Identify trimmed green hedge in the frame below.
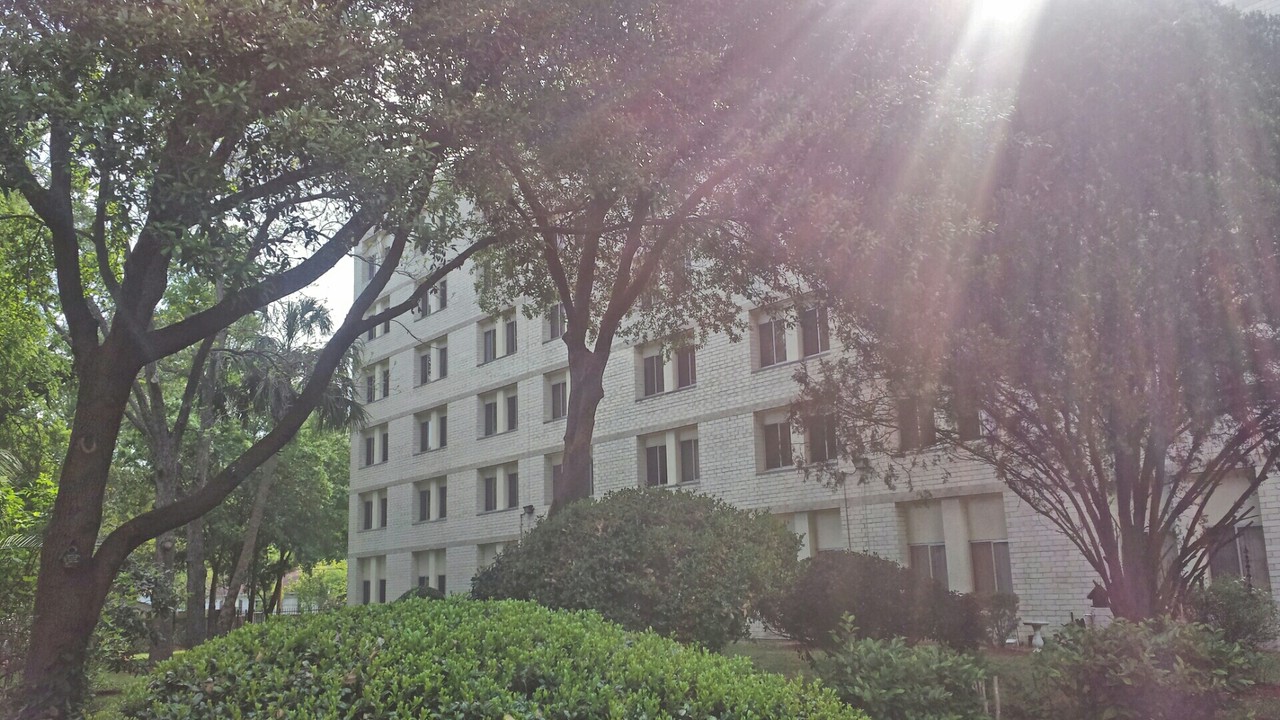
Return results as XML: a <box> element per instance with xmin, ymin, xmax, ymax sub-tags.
<box><xmin>127</xmin><ymin>598</ymin><xmax>865</xmax><ymax>719</ymax></box>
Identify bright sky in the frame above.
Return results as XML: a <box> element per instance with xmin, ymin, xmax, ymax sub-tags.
<box><xmin>302</xmin><ymin>254</ymin><xmax>354</xmax><ymax>318</ymax></box>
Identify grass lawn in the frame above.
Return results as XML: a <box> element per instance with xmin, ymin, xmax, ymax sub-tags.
<box><xmin>85</xmin><ymin>671</ymin><xmax>146</xmax><ymax>720</ymax></box>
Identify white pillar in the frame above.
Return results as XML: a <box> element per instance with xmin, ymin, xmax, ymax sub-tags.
<box><xmin>942</xmin><ymin>498</ymin><xmax>974</xmax><ymax>593</ymax></box>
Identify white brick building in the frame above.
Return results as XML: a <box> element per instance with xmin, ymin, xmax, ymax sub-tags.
<box><xmin>346</xmin><ymin>240</ymin><xmax>1280</xmax><ymax>627</ymax></box>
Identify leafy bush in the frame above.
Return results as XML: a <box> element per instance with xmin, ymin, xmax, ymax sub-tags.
<box><xmin>1012</xmin><ymin>619</ymin><xmax>1258</xmax><ymax>720</ymax></box>
<box><xmin>286</xmin><ymin>560</ymin><xmax>348</xmax><ymax>612</ymax></box>
<box><xmin>126</xmin><ymin>598</ymin><xmax>866</xmax><ymax>720</ymax></box>
<box><xmin>761</xmin><ymin>550</ymin><xmax>984</xmax><ymax>651</ymax></box>
<box><xmin>977</xmin><ymin>592</ymin><xmax>1019</xmax><ymax>646</ymax></box>
<box><xmin>1187</xmin><ymin>579</ymin><xmax>1280</xmax><ymax>651</ymax></box>
<box><xmin>471</xmin><ymin>488</ymin><xmax>800</xmax><ymax>650</ymax></box>
<box><xmin>811</xmin><ymin>617</ymin><xmax>987</xmax><ymax>720</ymax></box>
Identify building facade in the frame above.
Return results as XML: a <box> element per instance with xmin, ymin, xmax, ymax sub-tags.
<box><xmin>346</xmin><ymin>239</ymin><xmax>1280</xmax><ymax>626</ymax></box>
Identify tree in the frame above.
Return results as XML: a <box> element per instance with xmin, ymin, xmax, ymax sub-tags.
<box><xmin>452</xmin><ymin>0</ymin><xmax>969</xmax><ymax>513</ymax></box>
<box><xmin>0</xmin><ymin>2</ymin><xmax>498</xmax><ymax>714</ymax></box>
<box><xmin>794</xmin><ymin>0</ymin><xmax>1280</xmax><ymax>620</ymax></box>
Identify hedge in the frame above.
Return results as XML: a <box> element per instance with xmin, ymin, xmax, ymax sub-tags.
<box><xmin>127</xmin><ymin>598</ymin><xmax>865</xmax><ymax>720</ymax></box>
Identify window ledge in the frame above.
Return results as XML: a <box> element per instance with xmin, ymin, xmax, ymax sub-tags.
<box><xmin>756</xmin><ymin>465</ymin><xmax>798</xmax><ymax>476</ymax></box>
<box><xmin>361</xmin><ymin>460</ymin><xmax>389</xmax><ymax>469</ymax></box>
<box><xmin>478</xmin><ymin>429</ymin><xmax>518</xmax><ymax>441</ymax></box>
<box><xmin>413</xmin><ymin>447</ymin><xmax>447</xmax><ymax>457</ymax></box>
<box><xmin>356</xmin><ymin>527</ymin><xmax>386</xmax><ymax>534</ymax></box>
<box><xmin>545</xmin><ymin>416</ymin><xmax>566</xmax><ymax>424</ymax></box>
<box><xmin>412</xmin><ymin>518</ymin><xmax>447</xmax><ymax>526</ymax></box>
<box><xmin>635</xmin><ymin>384</ymin><xmax>697</xmax><ymax>403</ymax></box>
<box><xmin>477</xmin><ymin>507</ymin><xmax>520</xmax><ymax>516</ymax></box>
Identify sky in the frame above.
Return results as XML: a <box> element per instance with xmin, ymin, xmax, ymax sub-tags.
<box><xmin>302</xmin><ymin>254</ymin><xmax>354</xmax><ymax>318</ymax></box>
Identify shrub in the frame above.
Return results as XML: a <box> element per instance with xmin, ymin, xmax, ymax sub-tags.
<box><xmin>977</xmin><ymin>592</ymin><xmax>1019</xmax><ymax>646</ymax></box>
<box><xmin>471</xmin><ymin>488</ymin><xmax>800</xmax><ymax>650</ymax></box>
<box><xmin>760</xmin><ymin>550</ymin><xmax>984</xmax><ymax>651</ymax></box>
<box><xmin>1012</xmin><ymin>619</ymin><xmax>1258</xmax><ymax>720</ymax></box>
<box><xmin>126</xmin><ymin>598</ymin><xmax>866</xmax><ymax>720</ymax></box>
<box><xmin>811</xmin><ymin>617</ymin><xmax>988</xmax><ymax>720</ymax></box>
<box><xmin>1187</xmin><ymin>579</ymin><xmax>1280</xmax><ymax>651</ymax></box>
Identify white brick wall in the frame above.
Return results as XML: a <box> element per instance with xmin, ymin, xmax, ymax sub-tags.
<box><xmin>346</xmin><ymin>240</ymin><xmax>1280</xmax><ymax>627</ymax></box>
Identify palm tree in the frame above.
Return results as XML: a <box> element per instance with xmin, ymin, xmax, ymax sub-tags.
<box><xmin>216</xmin><ymin>298</ymin><xmax>363</xmax><ymax>633</ymax></box>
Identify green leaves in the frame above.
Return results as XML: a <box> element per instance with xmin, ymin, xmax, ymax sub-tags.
<box><xmin>129</xmin><ymin>599</ymin><xmax>864</xmax><ymax>720</ymax></box>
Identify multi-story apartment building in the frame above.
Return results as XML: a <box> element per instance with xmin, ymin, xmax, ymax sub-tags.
<box><xmin>347</xmin><ymin>239</ymin><xmax>1280</xmax><ymax>625</ymax></box>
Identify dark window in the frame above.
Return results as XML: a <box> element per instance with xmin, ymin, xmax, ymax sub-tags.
<box><xmin>506</xmin><ymin>473</ymin><xmax>519</xmax><ymax>509</ymax></box>
<box><xmin>483</xmin><ymin>401</ymin><xmax>498</xmax><ymax>436</ymax></box>
<box><xmin>363</xmin><ymin>500</ymin><xmax>373</xmax><ymax>530</ymax></box>
<box><xmin>909</xmin><ymin>544</ymin><xmax>949</xmax><ymax>590</ymax></box>
<box><xmin>763</xmin><ymin>422</ymin><xmax>793</xmax><ymax>470</ymax></box>
<box><xmin>506</xmin><ymin>394</ymin><xmax>518</xmax><ymax>431</ymax></box>
<box><xmin>364</xmin><ymin>255</ymin><xmax>376</xmax><ymax>282</ymax></box>
<box><xmin>419</xmin><ymin>418</ymin><xmax>431</xmax><ymax>452</ymax></box>
<box><xmin>759</xmin><ymin>320</ymin><xmax>787</xmax><ymax>367</ymax></box>
<box><xmin>367</xmin><ymin>325</ymin><xmax>376</xmax><ymax>342</ymax></box>
<box><xmin>550</xmin><ymin>381</ymin><xmax>567</xmax><ymax>420</ymax></box>
<box><xmin>438</xmin><ymin>414</ymin><xmax>448</xmax><ymax>447</ymax></box>
<box><xmin>365</xmin><ymin>374</ymin><xmax>375</xmax><ymax>402</ymax></box>
<box><xmin>548</xmin><ymin>304</ymin><xmax>566</xmax><ymax>339</ymax></box>
<box><xmin>379</xmin><ymin>496</ymin><xmax>388</xmax><ymax>527</ymax></box>
<box><xmin>898</xmin><ymin>395</ymin><xmax>938</xmax><ymax>452</ymax></box>
<box><xmin>381</xmin><ymin>368</ymin><xmax>390</xmax><ymax>398</ymax></box>
<box><xmin>808</xmin><ymin>414</ymin><xmax>840</xmax><ymax>463</ymax></box>
<box><xmin>551</xmin><ymin>463</ymin><xmax>563</xmax><ymax>499</ymax></box>
<box><xmin>417</xmin><ymin>288</ymin><xmax>431</xmax><ymax>316</ymax></box>
<box><xmin>643</xmin><ymin>354</ymin><xmax>665</xmax><ymax>397</ymax></box>
<box><xmin>382</xmin><ymin>316</ymin><xmax>390</xmax><ymax>335</ymax></box>
<box><xmin>380</xmin><ymin>431</ymin><xmax>389</xmax><ymax>463</ymax></box>
<box><xmin>505</xmin><ymin>319</ymin><xmax>517</xmax><ymax>356</ymax></box>
<box><xmin>364</xmin><ymin>436</ymin><xmax>375</xmax><ymax>467</ymax></box>
<box><xmin>418</xmin><ymin>574</ymin><xmax>427</xmax><ymax>589</ymax></box>
<box><xmin>437</xmin><ymin>574</ymin><xmax>446</xmax><ymax>594</ymax></box>
<box><xmin>377</xmin><ymin>579</ymin><xmax>386</xmax><ymax>603</ymax></box>
<box><xmin>676</xmin><ymin>347</ymin><xmax>696</xmax><ymax>388</ymax></box>
<box><xmin>800</xmin><ymin>306</ymin><xmax>830</xmax><ymax>357</ymax></box>
<box><xmin>437</xmin><ymin>345</ymin><xmax>448</xmax><ymax>378</ymax></box>
<box><xmin>971</xmin><ymin>541</ymin><xmax>1013</xmax><ymax>595</ymax></box>
<box><xmin>418</xmin><ymin>488</ymin><xmax>431</xmax><ymax>521</ymax></box>
<box><xmin>419</xmin><ymin>351</ymin><xmax>431</xmax><ymax>384</ymax></box>
<box><xmin>1210</xmin><ymin>526</ymin><xmax>1272</xmax><ymax>590</ymax></box>
<box><xmin>646</xmin><ymin>444</ymin><xmax>668</xmax><ymax>486</ymax></box>
<box><xmin>361</xmin><ymin>580</ymin><xmax>371</xmax><ymax>605</ymax></box>
<box><xmin>437</xmin><ymin>278</ymin><xmax>447</xmax><ymax>310</ymax></box>
<box><xmin>438</xmin><ymin>485</ymin><xmax>447</xmax><ymax>518</ymax></box>
<box><xmin>679</xmin><ymin>438</ymin><xmax>700</xmax><ymax>483</ymax></box>
<box><xmin>483</xmin><ymin>476</ymin><xmax>498</xmax><ymax>512</ymax></box>
<box><xmin>482</xmin><ymin>328</ymin><xmax>497</xmax><ymax>363</ymax></box>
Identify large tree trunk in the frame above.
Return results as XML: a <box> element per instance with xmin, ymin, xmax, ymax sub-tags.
<box><xmin>20</xmin><ymin>352</ymin><xmax>137</xmax><ymax>720</ymax></box>
<box><xmin>217</xmin><ymin>455</ymin><xmax>281</xmax><ymax>635</ymax></box>
<box><xmin>551</xmin><ymin>350</ymin><xmax>607</xmax><ymax>514</ymax></box>
<box><xmin>150</xmin><ymin>447</ymin><xmax>180</xmax><ymax>661</ymax></box>
<box><xmin>184</xmin><ymin>341</ymin><xmax>221</xmax><ymax>648</ymax></box>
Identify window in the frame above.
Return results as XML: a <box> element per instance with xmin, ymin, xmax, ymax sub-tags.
<box><xmin>416</xmin><ymin>405</ymin><xmax>447</xmax><ymax>452</ymax></box>
<box><xmin>546</xmin><ymin>370</ymin><xmax>569</xmax><ymax>421</ymax></box>
<box><xmin>545</xmin><ymin>453</ymin><xmax>564</xmax><ymax>505</ymax></box>
<box><xmin>547</xmin><ymin>303</ymin><xmax>566</xmax><ymax>340</ymax></box>
<box><xmin>479</xmin><ymin>314</ymin><xmax>517</xmax><ymax>364</ymax></box>
<box><xmin>505</xmin><ymin>318</ymin><xmax>518</xmax><ymax>356</ymax></box>
<box><xmin>909</xmin><ymin>544</ymin><xmax>950</xmax><ymax>590</ymax></box>
<box><xmin>971</xmin><ymin>541</ymin><xmax>1013</xmax><ymax>595</ymax></box>
<box><xmin>799</xmin><ymin>306</ymin><xmax>830</xmax><ymax>357</ymax></box>
<box><xmin>364</xmin><ymin>360</ymin><xmax>390</xmax><ymax>401</ymax></box>
<box><xmin>478</xmin><ymin>463</ymin><xmax>519</xmax><ymax>513</ymax></box>
<box><xmin>438</xmin><ymin>484</ymin><xmax>447</xmax><ymax>519</ymax></box>
<box><xmin>1210</xmin><ymin>526</ymin><xmax>1272</xmax><ymax>590</ymax></box>
<box><xmin>897</xmin><ymin>394</ymin><xmax>937</xmax><ymax>452</ymax></box>
<box><xmin>679</xmin><ymin>437</ymin><xmax>700</xmax><ymax>483</ymax></box>
<box><xmin>478</xmin><ymin>541</ymin><xmax>506</xmax><ymax>568</ymax></box>
<box><xmin>806</xmin><ymin>414</ymin><xmax>840</xmax><ymax>463</ymax></box>
<box><xmin>362</xmin><ymin>425</ymin><xmax>389</xmax><ymax>466</ymax></box>
<box><xmin>417</xmin><ymin>277</ymin><xmax>448</xmax><ymax>316</ymax></box>
<box><xmin>506</xmin><ymin>473</ymin><xmax>519</xmax><ymax>509</ymax></box>
<box><xmin>643</xmin><ymin>354</ymin><xmax>665</xmax><ymax>397</ymax></box>
<box><xmin>645</xmin><ymin>444</ymin><xmax>668</xmax><ymax>486</ymax></box>
<box><xmin>361</xmin><ymin>580</ymin><xmax>371</xmax><ymax>605</ymax></box>
<box><xmin>413</xmin><ymin>549</ymin><xmax>446</xmax><ymax>594</ymax></box>
<box><xmin>639</xmin><ymin>426</ymin><xmax>699</xmax><ymax>487</ymax></box>
<box><xmin>758</xmin><ymin>318</ymin><xmax>788</xmax><ymax>367</ymax></box>
<box><xmin>359</xmin><ymin>490</ymin><xmax>388</xmax><ymax>529</ymax></box>
<box><xmin>676</xmin><ymin>347</ymin><xmax>696</xmax><ymax>389</ymax></box>
<box><xmin>417</xmin><ymin>484</ymin><xmax>430</xmax><ymax>521</ymax></box>
<box><xmin>759</xmin><ymin>412</ymin><xmax>794</xmax><ymax>470</ymax></box>
<box><xmin>417</xmin><ymin>337</ymin><xmax>448</xmax><ymax>385</ymax></box>
<box><xmin>482</xmin><ymin>327</ymin><xmax>497</xmax><ymax>363</ymax></box>
<box><xmin>477</xmin><ymin>386</ymin><xmax>516</xmax><ymax>439</ymax></box>
<box><xmin>437</xmin><ymin>278</ymin><xmax>447</xmax><ymax>310</ymax></box>
<box><xmin>378</xmin><ymin>578</ymin><xmax>387</xmax><ymax>603</ymax></box>
<box><xmin>365</xmin><ymin>298</ymin><xmax>391</xmax><ymax>340</ymax></box>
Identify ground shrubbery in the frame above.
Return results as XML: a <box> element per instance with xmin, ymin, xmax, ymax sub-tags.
<box><xmin>761</xmin><ymin>550</ymin><xmax>984</xmax><ymax>651</ymax></box>
<box><xmin>1004</xmin><ymin>619</ymin><xmax>1259</xmax><ymax>720</ymax></box>
<box><xmin>125</xmin><ymin>598</ymin><xmax>865</xmax><ymax>720</ymax></box>
<box><xmin>812</xmin><ymin>618</ymin><xmax>988</xmax><ymax>720</ymax></box>
<box><xmin>1187</xmin><ymin>579</ymin><xmax>1280</xmax><ymax>651</ymax></box>
<box><xmin>471</xmin><ymin>488</ymin><xmax>800</xmax><ymax>650</ymax></box>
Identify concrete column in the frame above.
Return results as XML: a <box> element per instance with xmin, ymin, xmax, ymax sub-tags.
<box><xmin>785</xmin><ymin>321</ymin><xmax>802</xmax><ymax>363</ymax></box>
<box><xmin>794</xmin><ymin>512</ymin><xmax>813</xmax><ymax>558</ymax></box>
<box><xmin>665</xmin><ymin>430</ymin><xmax>679</xmax><ymax>483</ymax></box>
<box><xmin>942</xmin><ymin>498</ymin><xmax>974</xmax><ymax>593</ymax></box>
<box><xmin>664</xmin><ymin>356</ymin><xmax>677</xmax><ymax>392</ymax></box>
